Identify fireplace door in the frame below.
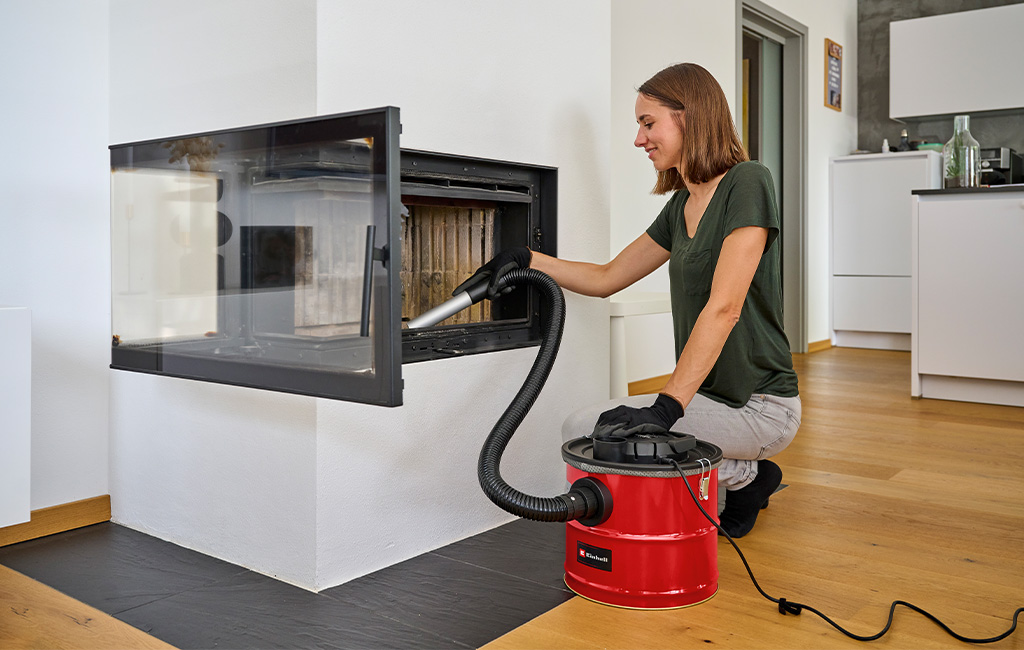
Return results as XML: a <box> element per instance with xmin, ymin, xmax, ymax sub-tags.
<box><xmin>110</xmin><ymin>108</ymin><xmax>403</xmax><ymax>405</ymax></box>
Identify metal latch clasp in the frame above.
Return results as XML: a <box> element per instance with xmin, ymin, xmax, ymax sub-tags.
<box><xmin>696</xmin><ymin>458</ymin><xmax>711</xmax><ymax>501</ymax></box>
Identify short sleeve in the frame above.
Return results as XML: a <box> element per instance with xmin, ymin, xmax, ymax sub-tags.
<box><xmin>722</xmin><ymin>162</ymin><xmax>780</xmax><ymax>252</ymax></box>
<box><xmin>645</xmin><ymin>191</ymin><xmax>683</xmax><ymax>252</ymax></box>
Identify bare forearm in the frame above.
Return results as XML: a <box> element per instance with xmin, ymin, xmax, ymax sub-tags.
<box><xmin>661</xmin><ymin>305</ymin><xmax>739</xmax><ymax>409</ymax></box>
<box><xmin>530</xmin><ymin>251</ymin><xmax>615</xmax><ymax>298</ymax></box>
<box><xmin>529</xmin><ymin>234</ymin><xmax>670</xmax><ymax>299</ymax></box>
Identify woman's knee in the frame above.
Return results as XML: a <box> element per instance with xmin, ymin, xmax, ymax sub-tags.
<box><xmin>757</xmin><ymin>399</ymin><xmax>801</xmax><ymax>459</ymax></box>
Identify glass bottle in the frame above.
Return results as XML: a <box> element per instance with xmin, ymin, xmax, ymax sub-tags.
<box><xmin>897</xmin><ymin>129</ymin><xmax>911</xmax><ymax>152</ymax></box>
<box><xmin>942</xmin><ymin>115</ymin><xmax>980</xmax><ymax>189</ymax></box>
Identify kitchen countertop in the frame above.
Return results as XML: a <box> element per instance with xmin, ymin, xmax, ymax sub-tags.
<box><xmin>833</xmin><ymin>151</ymin><xmax>939</xmax><ymax>160</ymax></box>
<box><xmin>913</xmin><ymin>184</ymin><xmax>1024</xmax><ymax>195</ymax></box>
<box><xmin>608</xmin><ymin>291</ymin><xmax>671</xmax><ymax>317</ymax></box>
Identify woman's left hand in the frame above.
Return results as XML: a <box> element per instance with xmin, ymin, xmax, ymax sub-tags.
<box><xmin>595</xmin><ymin>393</ymin><xmax>684</xmax><ymax>434</ymax></box>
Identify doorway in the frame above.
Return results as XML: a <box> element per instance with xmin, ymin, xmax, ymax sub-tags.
<box><xmin>737</xmin><ymin>0</ymin><xmax>807</xmax><ymax>353</ymax></box>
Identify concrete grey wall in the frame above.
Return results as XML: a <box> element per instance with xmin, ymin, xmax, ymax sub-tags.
<box><xmin>858</xmin><ymin>0</ymin><xmax>1024</xmax><ymax>153</ymax></box>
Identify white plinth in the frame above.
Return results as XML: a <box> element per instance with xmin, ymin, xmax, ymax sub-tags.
<box><xmin>609</xmin><ymin>292</ymin><xmax>673</xmax><ymax>398</ymax></box>
<box><xmin>0</xmin><ymin>306</ymin><xmax>31</xmax><ymax>527</ymax></box>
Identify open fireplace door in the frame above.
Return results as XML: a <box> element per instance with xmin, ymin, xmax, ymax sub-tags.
<box><xmin>110</xmin><ymin>107</ymin><xmax>404</xmax><ymax>406</ymax></box>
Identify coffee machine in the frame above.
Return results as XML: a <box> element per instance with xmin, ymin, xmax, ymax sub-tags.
<box><xmin>979</xmin><ymin>147</ymin><xmax>1023</xmax><ymax>185</ymax></box>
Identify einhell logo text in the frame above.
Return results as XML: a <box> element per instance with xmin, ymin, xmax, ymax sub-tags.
<box><xmin>576</xmin><ymin>541</ymin><xmax>612</xmax><ymax>572</ymax></box>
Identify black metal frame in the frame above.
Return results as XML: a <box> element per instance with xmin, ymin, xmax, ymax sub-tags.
<box><xmin>109</xmin><ymin>109</ymin><xmax>556</xmax><ymax>405</ymax></box>
<box><xmin>398</xmin><ymin>149</ymin><xmax>557</xmax><ymax>363</ymax></box>
<box><xmin>110</xmin><ymin>107</ymin><xmax>404</xmax><ymax>406</ymax></box>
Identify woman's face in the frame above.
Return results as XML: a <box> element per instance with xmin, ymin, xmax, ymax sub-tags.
<box><xmin>634</xmin><ymin>93</ymin><xmax>684</xmax><ymax>172</ymax></box>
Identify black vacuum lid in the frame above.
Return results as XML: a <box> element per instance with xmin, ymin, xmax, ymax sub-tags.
<box><xmin>562</xmin><ymin>431</ymin><xmax>723</xmax><ymax>476</ymax></box>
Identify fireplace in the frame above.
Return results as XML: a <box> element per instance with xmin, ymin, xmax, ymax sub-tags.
<box><xmin>109</xmin><ymin>107</ymin><xmax>556</xmax><ymax>406</ymax></box>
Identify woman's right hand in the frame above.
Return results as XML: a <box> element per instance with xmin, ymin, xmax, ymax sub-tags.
<box><xmin>453</xmin><ymin>247</ymin><xmax>532</xmax><ymax>298</ymax></box>
<box><xmin>594</xmin><ymin>393</ymin><xmax>684</xmax><ymax>436</ymax></box>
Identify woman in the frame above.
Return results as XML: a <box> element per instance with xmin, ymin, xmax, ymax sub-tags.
<box><xmin>460</xmin><ymin>63</ymin><xmax>800</xmax><ymax>538</ymax></box>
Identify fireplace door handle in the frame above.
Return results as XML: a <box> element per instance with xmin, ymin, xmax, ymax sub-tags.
<box><xmin>360</xmin><ymin>224</ymin><xmax>377</xmax><ymax>337</ymax></box>
<box><xmin>359</xmin><ymin>225</ymin><xmax>391</xmax><ymax>337</ymax></box>
<box><xmin>359</xmin><ymin>225</ymin><xmax>389</xmax><ymax>337</ymax></box>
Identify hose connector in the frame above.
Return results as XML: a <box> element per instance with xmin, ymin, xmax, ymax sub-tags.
<box><xmin>562</xmin><ymin>477</ymin><xmax>613</xmax><ymax>527</ymax></box>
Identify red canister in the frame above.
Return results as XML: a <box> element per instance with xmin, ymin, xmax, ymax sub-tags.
<box><xmin>561</xmin><ymin>434</ymin><xmax>722</xmax><ymax>609</ymax></box>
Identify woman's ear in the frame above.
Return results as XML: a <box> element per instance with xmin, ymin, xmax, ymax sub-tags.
<box><xmin>671</xmin><ymin>109</ymin><xmax>686</xmax><ymax>138</ymax></box>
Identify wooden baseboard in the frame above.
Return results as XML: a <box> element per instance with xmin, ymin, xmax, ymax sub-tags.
<box><xmin>0</xmin><ymin>495</ymin><xmax>111</xmax><ymax>547</ymax></box>
<box><xmin>807</xmin><ymin>339</ymin><xmax>833</xmax><ymax>353</ymax></box>
<box><xmin>627</xmin><ymin>374</ymin><xmax>671</xmax><ymax>396</ymax></box>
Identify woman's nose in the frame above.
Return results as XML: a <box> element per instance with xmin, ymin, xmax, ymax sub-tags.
<box><xmin>634</xmin><ymin>128</ymin><xmax>646</xmax><ymax>148</ymax></box>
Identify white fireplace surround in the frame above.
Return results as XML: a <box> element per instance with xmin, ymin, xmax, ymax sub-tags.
<box><xmin>105</xmin><ymin>0</ymin><xmax>611</xmax><ymax>591</ymax></box>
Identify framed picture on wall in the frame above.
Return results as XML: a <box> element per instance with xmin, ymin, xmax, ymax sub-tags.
<box><xmin>825</xmin><ymin>38</ymin><xmax>842</xmax><ymax>111</ymax></box>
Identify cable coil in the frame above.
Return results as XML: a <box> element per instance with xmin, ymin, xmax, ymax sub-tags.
<box><xmin>669</xmin><ymin>459</ymin><xmax>1023</xmax><ymax>644</ymax></box>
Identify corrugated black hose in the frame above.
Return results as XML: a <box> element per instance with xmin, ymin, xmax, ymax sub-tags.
<box><xmin>476</xmin><ymin>268</ymin><xmax>608</xmax><ymax>524</ymax></box>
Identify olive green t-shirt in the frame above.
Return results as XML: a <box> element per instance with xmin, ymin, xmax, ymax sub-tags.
<box><xmin>646</xmin><ymin>161</ymin><xmax>798</xmax><ymax>408</ymax></box>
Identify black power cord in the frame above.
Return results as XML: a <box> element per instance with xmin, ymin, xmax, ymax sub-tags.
<box><xmin>668</xmin><ymin>459</ymin><xmax>1023</xmax><ymax>644</ymax></box>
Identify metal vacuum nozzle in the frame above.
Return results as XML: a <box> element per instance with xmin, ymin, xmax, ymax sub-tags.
<box><xmin>406</xmin><ymin>276</ymin><xmax>491</xmax><ymax>329</ymax></box>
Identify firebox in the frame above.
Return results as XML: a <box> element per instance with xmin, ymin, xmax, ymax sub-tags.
<box><xmin>109</xmin><ymin>107</ymin><xmax>556</xmax><ymax>406</ymax></box>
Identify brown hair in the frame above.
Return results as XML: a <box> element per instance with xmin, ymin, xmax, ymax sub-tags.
<box><xmin>638</xmin><ymin>63</ymin><xmax>748</xmax><ymax>193</ymax></box>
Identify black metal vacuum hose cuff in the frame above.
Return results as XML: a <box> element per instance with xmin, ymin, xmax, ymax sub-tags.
<box><xmin>476</xmin><ymin>268</ymin><xmax>612</xmax><ymax>525</ymax></box>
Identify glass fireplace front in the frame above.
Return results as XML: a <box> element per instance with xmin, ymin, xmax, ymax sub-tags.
<box><xmin>109</xmin><ymin>107</ymin><xmax>556</xmax><ymax>406</ymax></box>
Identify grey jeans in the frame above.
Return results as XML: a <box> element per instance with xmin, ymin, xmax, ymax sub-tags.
<box><xmin>562</xmin><ymin>392</ymin><xmax>801</xmax><ymax>512</ymax></box>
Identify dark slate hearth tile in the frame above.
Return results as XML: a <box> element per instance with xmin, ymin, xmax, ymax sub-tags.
<box><xmin>322</xmin><ymin>550</ymin><xmax>573</xmax><ymax>649</ymax></box>
<box><xmin>116</xmin><ymin>570</ymin><xmax>461</xmax><ymax>650</ymax></box>
<box><xmin>431</xmin><ymin>518</ymin><xmax>570</xmax><ymax>591</ymax></box>
<box><xmin>3</xmin><ymin>519</ymin><xmax>571</xmax><ymax>648</ymax></box>
<box><xmin>0</xmin><ymin>522</ymin><xmax>247</xmax><ymax>615</ymax></box>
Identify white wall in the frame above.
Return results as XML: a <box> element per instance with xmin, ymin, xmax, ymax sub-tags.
<box><xmin>610</xmin><ymin>1</ymin><xmax>737</xmax><ymax>277</ymax></box>
<box><xmin>315</xmin><ymin>0</ymin><xmax>611</xmax><ymax>266</ymax></box>
<box><xmin>609</xmin><ymin>0</ymin><xmax>858</xmax><ymax>355</ymax></box>
<box><xmin>109</xmin><ymin>0</ymin><xmax>318</xmax><ymax>143</ymax></box>
<box><xmin>314</xmin><ymin>0</ymin><xmax>612</xmax><ymax>589</ymax></box>
<box><xmin>0</xmin><ymin>1</ymin><xmax>111</xmax><ymax>511</ymax></box>
<box><xmin>107</xmin><ymin>0</ymin><xmax>322</xmax><ymax>588</ymax></box>
<box><xmin>108</xmin><ymin>0</ymin><xmax>611</xmax><ymax>590</ymax></box>
<box><xmin>110</xmin><ymin>372</ymin><xmax>319</xmax><ymax>586</ymax></box>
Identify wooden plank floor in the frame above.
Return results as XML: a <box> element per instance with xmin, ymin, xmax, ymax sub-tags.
<box><xmin>484</xmin><ymin>348</ymin><xmax>1024</xmax><ymax>649</ymax></box>
<box><xmin>0</xmin><ymin>564</ymin><xmax>175</xmax><ymax>649</ymax></box>
<box><xmin>2</xmin><ymin>348</ymin><xmax>1022</xmax><ymax>649</ymax></box>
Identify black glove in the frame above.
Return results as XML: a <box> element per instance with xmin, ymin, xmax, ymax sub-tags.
<box><xmin>453</xmin><ymin>247</ymin><xmax>532</xmax><ymax>299</ymax></box>
<box><xmin>594</xmin><ymin>394</ymin><xmax>684</xmax><ymax>437</ymax></box>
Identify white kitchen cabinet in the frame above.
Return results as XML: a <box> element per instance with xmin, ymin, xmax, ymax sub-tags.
<box><xmin>830</xmin><ymin>151</ymin><xmax>941</xmax><ymax>350</ymax></box>
<box><xmin>832</xmin><ymin>276</ymin><xmax>912</xmax><ymax>333</ymax></box>
<box><xmin>890</xmin><ymin>5</ymin><xmax>1024</xmax><ymax>119</ymax></box>
<box><xmin>912</xmin><ymin>189</ymin><xmax>1024</xmax><ymax>407</ymax></box>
